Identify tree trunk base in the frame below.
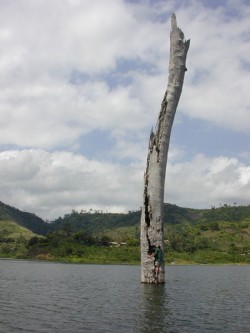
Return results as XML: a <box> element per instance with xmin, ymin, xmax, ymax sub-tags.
<box><xmin>141</xmin><ymin>256</ymin><xmax>165</xmax><ymax>284</ymax></box>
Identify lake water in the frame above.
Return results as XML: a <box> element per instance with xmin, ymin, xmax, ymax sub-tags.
<box><xmin>0</xmin><ymin>260</ymin><xmax>249</xmax><ymax>333</ymax></box>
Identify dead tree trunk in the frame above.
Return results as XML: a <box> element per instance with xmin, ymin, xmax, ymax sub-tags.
<box><xmin>140</xmin><ymin>14</ymin><xmax>190</xmax><ymax>284</ymax></box>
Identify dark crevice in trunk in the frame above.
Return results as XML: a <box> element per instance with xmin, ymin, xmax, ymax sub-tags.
<box><xmin>144</xmin><ymin>193</ymin><xmax>151</xmax><ymax>227</ymax></box>
<box><xmin>155</xmin><ymin>98</ymin><xmax>167</xmax><ymax>162</ymax></box>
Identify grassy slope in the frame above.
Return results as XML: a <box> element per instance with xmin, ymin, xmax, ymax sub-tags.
<box><xmin>0</xmin><ymin>201</ymin><xmax>50</xmax><ymax>235</ymax></box>
<box><xmin>1</xmin><ymin>202</ymin><xmax>250</xmax><ymax>264</ymax></box>
<box><xmin>0</xmin><ymin>220</ymin><xmax>42</xmax><ymax>259</ymax></box>
<box><xmin>5</xmin><ymin>218</ymin><xmax>249</xmax><ymax>265</ymax></box>
<box><xmin>0</xmin><ymin>220</ymin><xmax>38</xmax><ymax>240</ymax></box>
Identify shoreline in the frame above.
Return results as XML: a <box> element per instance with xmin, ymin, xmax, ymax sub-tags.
<box><xmin>1</xmin><ymin>256</ymin><xmax>249</xmax><ymax>266</ymax></box>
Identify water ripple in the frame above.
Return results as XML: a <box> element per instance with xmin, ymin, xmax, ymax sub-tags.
<box><xmin>0</xmin><ymin>261</ymin><xmax>249</xmax><ymax>332</ymax></box>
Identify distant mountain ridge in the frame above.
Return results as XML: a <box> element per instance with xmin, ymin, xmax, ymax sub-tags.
<box><xmin>1</xmin><ymin>201</ymin><xmax>250</xmax><ymax>264</ymax></box>
<box><xmin>50</xmin><ymin>203</ymin><xmax>250</xmax><ymax>235</ymax></box>
<box><xmin>0</xmin><ymin>201</ymin><xmax>49</xmax><ymax>235</ymax></box>
<box><xmin>1</xmin><ymin>201</ymin><xmax>250</xmax><ymax>237</ymax></box>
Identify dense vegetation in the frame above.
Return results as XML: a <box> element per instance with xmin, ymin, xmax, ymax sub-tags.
<box><xmin>0</xmin><ymin>201</ymin><xmax>250</xmax><ymax>264</ymax></box>
<box><xmin>0</xmin><ymin>201</ymin><xmax>50</xmax><ymax>235</ymax></box>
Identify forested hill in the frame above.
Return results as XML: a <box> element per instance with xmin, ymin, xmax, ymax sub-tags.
<box><xmin>1</xmin><ymin>201</ymin><xmax>250</xmax><ymax>237</ymax></box>
<box><xmin>50</xmin><ymin>203</ymin><xmax>250</xmax><ymax>235</ymax></box>
<box><xmin>0</xmin><ymin>201</ymin><xmax>50</xmax><ymax>235</ymax></box>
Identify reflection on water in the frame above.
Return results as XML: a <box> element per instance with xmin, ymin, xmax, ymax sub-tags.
<box><xmin>140</xmin><ymin>284</ymin><xmax>169</xmax><ymax>333</ymax></box>
<box><xmin>0</xmin><ymin>260</ymin><xmax>250</xmax><ymax>333</ymax></box>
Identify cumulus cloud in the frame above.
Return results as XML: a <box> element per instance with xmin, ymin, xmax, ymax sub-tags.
<box><xmin>0</xmin><ymin>149</ymin><xmax>143</xmax><ymax>220</ymax></box>
<box><xmin>0</xmin><ymin>149</ymin><xmax>249</xmax><ymax>220</ymax></box>
<box><xmin>1</xmin><ymin>0</ymin><xmax>249</xmax><ymax>149</ymax></box>
<box><xmin>166</xmin><ymin>154</ymin><xmax>250</xmax><ymax>209</ymax></box>
<box><xmin>0</xmin><ymin>0</ymin><xmax>169</xmax><ymax>150</ymax></box>
<box><xmin>0</xmin><ymin>0</ymin><xmax>249</xmax><ymax>219</ymax></box>
<box><xmin>179</xmin><ymin>0</ymin><xmax>250</xmax><ymax>132</ymax></box>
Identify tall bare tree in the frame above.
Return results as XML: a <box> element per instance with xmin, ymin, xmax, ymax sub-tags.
<box><xmin>140</xmin><ymin>14</ymin><xmax>190</xmax><ymax>284</ymax></box>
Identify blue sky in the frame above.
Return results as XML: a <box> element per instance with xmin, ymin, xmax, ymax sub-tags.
<box><xmin>0</xmin><ymin>0</ymin><xmax>249</xmax><ymax>220</ymax></box>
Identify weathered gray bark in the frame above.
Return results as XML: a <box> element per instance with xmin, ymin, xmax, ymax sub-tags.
<box><xmin>140</xmin><ymin>14</ymin><xmax>190</xmax><ymax>284</ymax></box>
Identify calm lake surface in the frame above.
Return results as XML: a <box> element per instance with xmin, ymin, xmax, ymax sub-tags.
<box><xmin>0</xmin><ymin>260</ymin><xmax>249</xmax><ymax>333</ymax></box>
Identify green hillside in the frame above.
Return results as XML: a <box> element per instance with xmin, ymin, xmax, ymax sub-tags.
<box><xmin>2</xmin><ymin>200</ymin><xmax>250</xmax><ymax>237</ymax></box>
<box><xmin>1</xmin><ymin>201</ymin><xmax>250</xmax><ymax>264</ymax></box>
<box><xmin>0</xmin><ymin>220</ymin><xmax>38</xmax><ymax>240</ymax></box>
<box><xmin>50</xmin><ymin>203</ymin><xmax>250</xmax><ymax>235</ymax></box>
<box><xmin>50</xmin><ymin>209</ymin><xmax>140</xmax><ymax>234</ymax></box>
<box><xmin>0</xmin><ymin>220</ymin><xmax>42</xmax><ymax>258</ymax></box>
<box><xmin>0</xmin><ymin>201</ymin><xmax>50</xmax><ymax>235</ymax></box>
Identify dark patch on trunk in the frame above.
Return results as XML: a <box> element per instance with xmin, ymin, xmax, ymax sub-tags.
<box><xmin>155</xmin><ymin>97</ymin><xmax>168</xmax><ymax>162</ymax></box>
<box><xmin>144</xmin><ymin>193</ymin><xmax>151</xmax><ymax>227</ymax></box>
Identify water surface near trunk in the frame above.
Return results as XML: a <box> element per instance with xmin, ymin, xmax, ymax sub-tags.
<box><xmin>0</xmin><ymin>260</ymin><xmax>249</xmax><ymax>332</ymax></box>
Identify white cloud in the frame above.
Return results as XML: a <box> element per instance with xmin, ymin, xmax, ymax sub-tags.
<box><xmin>1</xmin><ymin>0</ymin><xmax>249</xmax><ymax>149</ymax></box>
<box><xmin>0</xmin><ymin>149</ymin><xmax>143</xmax><ymax>220</ymax></box>
<box><xmin>178</xmin><ymin>0</ymin><xmax>250</xmax><ymax>131</ymax></box>
<box><xmin>165</xmin><ymin>154</ymin><xmax>250</xmax><ymax>208</ymax></box>
<box><xmin>0</xmin><ymin>0</ymin><xmax>249</xmax><ymax>219</ymax></box>
<box><xmin>0</xmin><ymin>0</ymin><xmax>168</xmax><ymax>149</ymax></box>
<box><xmin>1</xmin><ymin>149</ymin><xmax>249</xmax><ymax>220</ymax></box>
